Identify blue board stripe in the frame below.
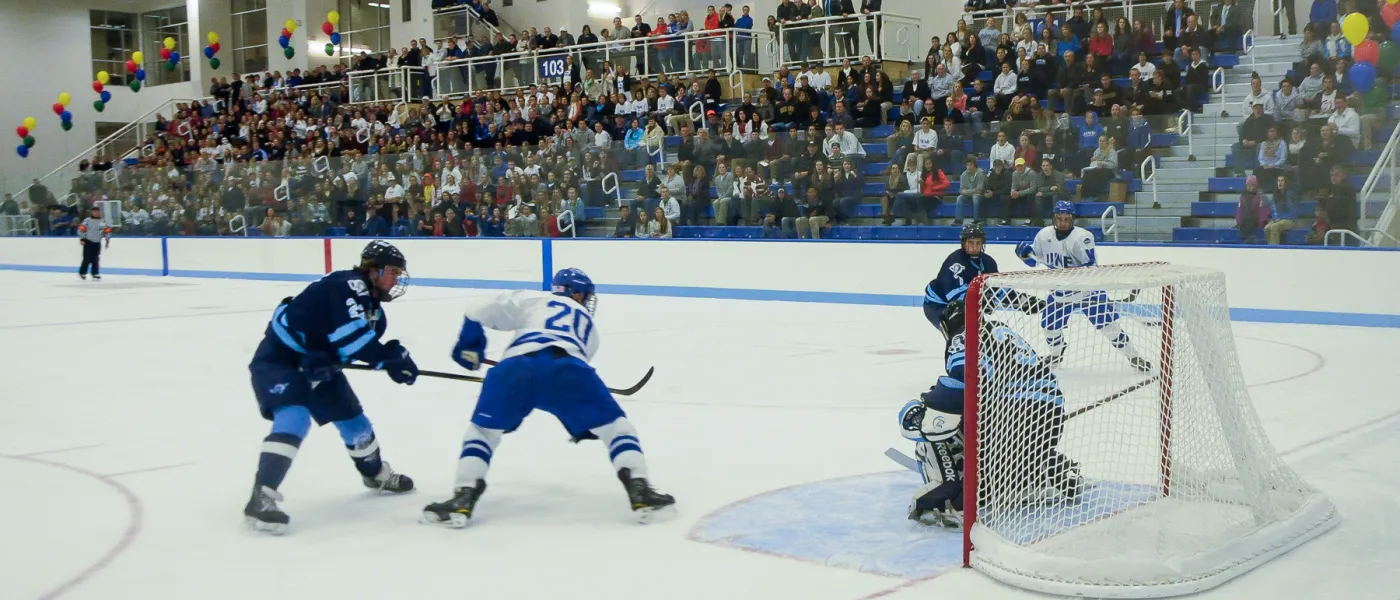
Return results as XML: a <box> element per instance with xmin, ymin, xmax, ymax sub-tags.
<box><xmin>540</xmin><ymin>238</ymin><xmax>554</xmax><ymax>292</ymax></box>
<box><xmin>160</xmin><ymin>238</ymin><xmax>169</xmax><ymax>276</ymax></box>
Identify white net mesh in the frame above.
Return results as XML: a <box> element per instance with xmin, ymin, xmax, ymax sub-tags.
<box><xmin>965</xmin><ymin>263</ymin><xmax>1340</xmax><ymax>599</ymax></box>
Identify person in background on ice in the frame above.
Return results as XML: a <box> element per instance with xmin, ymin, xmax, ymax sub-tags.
<box><xmin>422</xmin><ymin>268</ymin><xmax>676</xmax><ymax>527</ymax></box>
<box><xmin>77</xmin><ymin>205</ymin><xmax>110</xmax><ymax>281</ymax></box>
<box><xmin>242</xmin><ymin>240</ymin><xmax>419</xmax><ymax>535</ymax></box>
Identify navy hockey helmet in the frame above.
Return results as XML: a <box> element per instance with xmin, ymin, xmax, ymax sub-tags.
<box><xmin>959</xmin><ymin>223</ymin><xmax>986</xmax><ymax>255</ymax></box>
<box><xmin>552</xmin><ymin>267</ymin><xmax>598</xmax><ymax>313</ymax></box>
<box><xmin>360</xmin><ymin>240</ymin><xmax>409</xmax><ymax>301</ymax></box>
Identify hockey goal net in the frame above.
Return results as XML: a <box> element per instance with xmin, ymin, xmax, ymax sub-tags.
<box><xmin>961</xmin><ymin>262</ymin><xmax>1339</xmax><ymax>598</ymax></box>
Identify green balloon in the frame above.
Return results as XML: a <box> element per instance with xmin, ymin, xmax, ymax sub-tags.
<box><xmin>61</xmin><ymin>120</ymin><xmax>73</xmax><ymax>132</ymax></box>
<box><xmin>23</xmin><ymin>135</ymin><xmax>35</xmax><ymax>148</ymax></box>
<box><xmin>130</xmin><ymin>79</ymin><xmax>142</xmax><ymax>92</ymax></box>
<box><xmin>165</xmin><ymin>62</ymin><xmax>176</xmax><ymax>71</ymax></box>
<box><xmin>1379</xmin><ymin>41</ymin><xmax>1400</xmax><ymax>71</ymax></box>
<box><xmin>1364</xmin><ymin>86</ymin><xmax>1389</xmax><ymax>109</ymax></box>
<box><xmin>284</xmin><ymin>46</ymin><xmax>295</xmax><ymax>59</ymax></box>
<box><xmin>94</xmin><ymin>100</ymin><xmax>106</xmax><ymax>112</ymax></box>
<box><xmin>209</xmin><ymin>57</ymin><xmax>221</xmax><ymax>70</ymax></box>
<box><xmin>325</xmin><ymin>43</ymin><xmax>335</xmax><ymax>56</ymax></box>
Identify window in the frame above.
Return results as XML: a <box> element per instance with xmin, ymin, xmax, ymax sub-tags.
<box><xmin>232</xmin><ymin>0</ymin><xmax>269</xmax><ymax>74</ymax></box>
<box><xmin>403</xmin><ymin>0</ymin><xmax>412</xmax><ymax>23</ymax></box>
<box><xmin>335</xmin><ymin>0</ymin><xmax>392</xmax><ymax>62</ymax></box>
<box><xmin>141</xmin><ymin>6</ymin><xmax>191</xmax><ymax>86</ymax></box>
<box><xmin>91</xmin><ymin>10</ymin><xmax>138</xmax><ymax>87</ymax></box>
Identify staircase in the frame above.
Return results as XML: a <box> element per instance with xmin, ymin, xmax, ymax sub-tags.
<box><xmin>1124</xmin><ymin>36</ymin><xmax>1297</xmax><ymax>242</ymax></box>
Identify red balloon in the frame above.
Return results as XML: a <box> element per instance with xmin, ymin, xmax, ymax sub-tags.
<box><xmin>52</xmin><ymin>103</ymin><xmax>64</xmax><ymax>115</ymax></box>
<box><xmin>321</xmin><ymin>21</ymin><xmax>334</xmax><ymax>35</ymax></box>
<box><xmin>160</xmin><ymin>47</ymin><xmax>172</xmax><ymax>60</ymax></box>
<box><xmin>210</xmin><ymin>42</ymin><xmax>220</xmax><ymax>54</ymax></box>
<box><xmin>1385</xmin><ymin>3</ymin><xmax>1400</xmax><ymax>28</ymax></box>
<box><xmin>16</xmin><ymin>126</ymin><xmax>28</xmax><ymax>138</ymax></box>
<box><xmin>281</xmin><ymin>27</ymin><xmax>292</xmax><ymax>39</ymax></box>
<box><xmin>126</xmin><ymin>59</ymin><xmax>138</xmax><ymax>73</ymax></box>
<box><xmin>1356</xmin><ymin>40</ymin><xmax>1380</xmax><ymax>64</ymax></box>
<box><xmin>92</xmin><ymin>80</ymin><xmax>104</xmax><ymax>93</ymax></box>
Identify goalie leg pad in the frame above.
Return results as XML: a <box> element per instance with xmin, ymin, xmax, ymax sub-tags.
<box><xmin>911</xmin><ymin>441</ymin><xmax>965</xmax><ymax>527</ymax></box>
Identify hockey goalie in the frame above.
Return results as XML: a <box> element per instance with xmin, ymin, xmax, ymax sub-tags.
<box><xmin>898</xmin><ymin>303</ymin><xmax>1083</xmax><ymax>528</ymax></box>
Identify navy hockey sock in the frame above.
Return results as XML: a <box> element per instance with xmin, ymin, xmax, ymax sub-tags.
<box><xmin>255</xmin><ymin>406</ymin><xmax>311</xmax><ymax>490</ymax></box>
<box><xmin>256</xmin><ymin>433</ymin><xmax>302</xmax><ymax>490</ymax></box>
<box><xmin>335</xmin><ymin>415</ymin><xmax>382</xmax><ymax>477</ymax></box>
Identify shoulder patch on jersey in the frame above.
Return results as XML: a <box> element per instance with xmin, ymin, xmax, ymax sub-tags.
<box><xmin>950</xmin><ymin>263</ymin><xmax>965</xmax><ymax>276</ymax></box>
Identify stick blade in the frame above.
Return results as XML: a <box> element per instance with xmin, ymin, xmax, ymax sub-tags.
<box><xmin>610</xmin><ymin>366</ymin><xmax>655</xmax><ymax>396</ymax></box>
<box><xmin>885</xmin><ymin>447</ymin><xmax>920</xmax><ymax>472</ymax></box>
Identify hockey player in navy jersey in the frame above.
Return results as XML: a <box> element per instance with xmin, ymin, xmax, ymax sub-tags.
<box><xmin>243</xmin><ymin>240</ymin><xmax>420</xmax><ymax>534</ymax></box>
<box><xmin>422</xmin><ymin>268</ymin><xmax>675</xmax><ymax>527</ymax></box>
<box><xmin>898</xmin><ymin>309</ymin><xmax>1082</xmax><ymax>528</ymax></box>
<box><xmin>925</xmin><ymin>224</ymin><xmax>1043</xmax><ymax>342</ymax></box>
<box><xmin>1015</xmin><ymin>201</ymin><xmax>1151</xmax><ymax>372</ymax></box>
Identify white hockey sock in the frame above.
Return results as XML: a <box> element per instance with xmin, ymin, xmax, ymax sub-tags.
<box><xmin>455</xmin><ymin>424</ymin><xmax>503</xmax><ymax>489</ymax></box>
<box><xmin>591</xmin><ymin>417</ymin><xmax>648</xmax><ymax>479</ymax></box>
<box><xmin>1098</xmin><ymin>322</ymin><xmax>1140</xmax><ymax>358</ymax></box>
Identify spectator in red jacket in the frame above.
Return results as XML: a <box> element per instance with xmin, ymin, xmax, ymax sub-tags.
<box><xmin>1235</xmin><ymin>175</ymin><xmax>1268</xmax><ymax>243</ymax></box>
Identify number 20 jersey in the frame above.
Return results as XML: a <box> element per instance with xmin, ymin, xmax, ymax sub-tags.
<box><xmin>462</xmin><ymin>290</ymin><xmax>600</xmax><ymax>363</ymax></box>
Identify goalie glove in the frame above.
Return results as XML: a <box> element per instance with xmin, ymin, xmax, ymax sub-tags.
<box><xmin>898</xmin><ymin>398</ymin><xmax>963</xmax><ymax>444</ymax></box>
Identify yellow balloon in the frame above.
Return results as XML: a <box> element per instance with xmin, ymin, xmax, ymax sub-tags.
<box><xmin>23</xmin><ymin>117</ymin><xmax>37</xmax><ymax>131</ymax></box>
<box><xmin>328</xmin><ymin>10</ymin><xmax>340</xmax><ymax>25</ymax></box>
<box><xmin>1390</xmin><ymin>0</ymin><xmax>1399</xmax><ymax>6</ymax></box>
<box><xmin>96</xmin><ymin>71</ymin><xmax>110</xmax><ymax>85</ymax></box>
<box><xmin>1343</xmin><ymin>12</ymin><xmax>1368</xmax><ymax>45</ymax></box>
<box><xmin>58</xmin><ymin>92</ymin><xmax>71</xmax><ymax>106</ymax></box>
<box><xmin>132</xmin><ymin>51</ymin><xmax>144</xmax><ymax>63</ymax></box>
<box><xmin>208</xmin><ymin>31</ymin><xmax>220</xmax><ymax>44</ymax></box>
<box><xmin>285</xmin><ymin>19</ymin><xmax>298</xmax><ymax>32</ymax></box>
<box><xmin>164</xmin><ymin>36</ymin><xmax>176</xmax><ymax>51</ymax></box>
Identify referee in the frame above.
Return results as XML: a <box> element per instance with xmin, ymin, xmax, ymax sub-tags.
<box><xmin>78</xmin><ymin>205</ymin><xmax>110</xmax><ymax>281</ymax></box>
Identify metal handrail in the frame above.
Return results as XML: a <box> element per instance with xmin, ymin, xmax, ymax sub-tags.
<box><xmin>729</xmin><ymin>70</ymin><xmax>742</xmax><ymax>94</ymax></box>
<box><xmin>1356</xmin><ymin>120</ymin><xmax>1400</xmax><ymax>222</ymax></box>
<box><xmin>688</xmin><ymin>100</ymin><xmax>704</xmax><ymax>123</ymax></box>
<box><xmin>601</xmin><ymin>172</ymin><xmax>622</xmax><ymax>206</ymax></box>
<box><xmin>558</xmin><ymin>209</ymin><xmax>577</xmax><ymax>238</ymax></box>
<box><xmin>229</xmin><ymin>214</ymin><xmax>248</xmax><ymax>237</ymax></box>
<box><xmin>645</xmin><ymin>136</ymin><xmax>665</xmax><ymax>169</ymax></box>
<box><xmin>1323</xmin><ymin>229</ymin><xmax>1374</xmax><ymax>246</ymax></box>
<box><xmin>1177</xmin><ymin>109</ymin><xmax>1194</xmax><ymax>161</ymax></box>
<box><xmin>1211</xmin><ymin>67</ymin><xmax>1227</xmax><ymax>116</ymax></box>
<box><xmin>1140</xmin><ymin>155</ymin><xmax>1157</xmax><ymax>210</ymax></box>
<box><xmin>430</xmin><ymin>4</ymin><xmax>504</xmax><ymax>45</ymax></box>
<box><xmin>1242</xmin><ymin>29</ymin><xmax>1255</xmax><ymax>71</ymax></box>
<box><xmin>895</xmin><ymin>26</ymin><xmax>911</xmax><ymax>61</ymax></box>
<box><xmin>1101</xmin><ymin>204</ymin><xmax>1119</xmax><ymax>242</ymax></box>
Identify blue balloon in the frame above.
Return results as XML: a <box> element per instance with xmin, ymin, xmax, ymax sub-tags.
<box><xmin>16</xmin><ymin>145</ymin><xmax>28</xmax><ymax>158</ymax></box>
<box><xmin>1391</xmin><ymin>21</ymin><xmax>1400</xmax><ymax>44</ymax></box>
<box><xmin>100</xmin><ymin>90</ymin><xmax>112</xmax><ymax>103</ymax></box>
<box><xmin>330</xmin><ymin>32</ymin><xmax>341</xmax><ymax>45</ymax></box>
<box><xmin>278</xmin><ymin>35</ymin><xmax>290</xmax><ymax>48</ymax></box>
<box><xmin>1350</xmin><ymin>61</ymin><xmax>1378</xmax><ymax>93</ymax></box>
<box><xmin>135</xmin><ymin>68</ymin><xmax>146</xmax><ymax>81</ymax></box>
<box><xmin>61</xmin><ymin>110</ymin><xmax>72</xmax><ymax>122</ymax></box>
<box><xmin>170</xmin><ymin>51</ymin><xmax>180</xmax><ymax>63</ymax></box>
<box><xmin>204</xmin><ymin>46</ymin><xmax>215</xmax><ymax>59</ymax></box>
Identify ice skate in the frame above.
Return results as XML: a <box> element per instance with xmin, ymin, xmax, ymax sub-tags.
<box><xmin>909</xmin><ymin>500</ymin><xmax>963</xmax><ymax>529</ymax></box>
<box><xmin>421</xmin><ymin>480</ymin><xmax>486</xmax><ymax>528</ymax></box>
<box><xmin>243</xmin><ymin>485</ymin><xmax>289</xmax><ymax>535</ymax></box>
<box><xmin>618</xmin><ymin>468</ymin><xmax>676</xmax><ymax>524</ymax></box>
<box><xmin>362</xmin><ymin>461</ymin><xmax>414</xmax><ymax>493</ymax></box>
<box><xmin>92</xmin><ymin>275</ymin><xmax>101</xmax><ymax>281</ymax></box>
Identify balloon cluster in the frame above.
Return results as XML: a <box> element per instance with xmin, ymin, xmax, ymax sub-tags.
<box><xmin>160</xmin><ymin>36</ymin><xmax>182</xmax><ymax>73</ymax></box>
<box><xmin>323</xmin><ymin>11</ymin><xmax>342</xmax><ymax>56</ymax></box>
<box><xmin>125</xmin><ymin>50</ymin><xmax>147</xmax><ymax>93</ymax></box>
<box><xmin>1344</xmin><ymin>9</ymin><xmax>1400</xmax><ymax>97</ymax></box>
<box><xmin>93</xmin><ymin>69</ymin><xmax>114</xmax><ymax>111</ymax></box>
<box><xmin>204</xmin><ymin>31</ymin><xmax>223</xmax><ymax>70</ymax></box>
<box><xmin>15</xmin><ymin>116</ymin><xmax>37</xmax><ymax>158</ymax></box>
<box><xmin>279</xmin><ymin>19</ymin><xmax>299</xmax><ymax>59</ymax></box>
<box><xmin>51</xmin><ymin>92</ymin><xmax>75</xmax><ymax>132</ymax></box>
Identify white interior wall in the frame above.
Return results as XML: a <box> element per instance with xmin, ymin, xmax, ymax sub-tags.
<box><xmin>495</xmin><ymin>0</ymin><xmax>590</xmax><ymax>40</ymax></box>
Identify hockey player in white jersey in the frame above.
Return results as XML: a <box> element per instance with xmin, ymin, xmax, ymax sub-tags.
<box><xmin>421</xmin><ymin>268</ymin><xmax>676</xmax><ymax>527</ymax></box>
<box><xmin>1015</xmin><ymin>201</ymin><xmax>1151</xmax><ymax>372</ymax></box>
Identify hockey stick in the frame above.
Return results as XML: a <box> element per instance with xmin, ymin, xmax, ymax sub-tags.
<box><xmin>342</xmin><ymin>364</ymin><xmax>656</xmax><ymax>396</ymax></box>
<box><xmin>885</xmin><ymin>375</ymin><xmax>1160</xmax><ymax>474</ymax></box>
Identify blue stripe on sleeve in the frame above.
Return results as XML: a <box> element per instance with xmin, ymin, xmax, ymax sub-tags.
<box><xmin>925</xmin><ymin>283</ymin><xmax>944</xmax><ymax>303</ymax></box>
<box><xmin>270</xmin><ymin>306</ymin><xmax>307</xmax><ymax>354</ymax></box>
<box><xmin>945</xmin><ymin>284</ymin><xmax>969</xmax><ymax>302</ymax></box>
<box><xmin>338</xmin><ymin>328</ymin><xmax>379</xmax><ymax>361</ymax></box>
<box><xmin>329</xmin><ymin>318</ymin><xmax>370</xmax><ymax>343</ymax></box>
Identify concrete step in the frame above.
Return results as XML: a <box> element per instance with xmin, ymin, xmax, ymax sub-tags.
<box><xmin>1189</xmin><ymin>122</ymin><xmax>1241</xmax><ymax>136</ymax></box>
<box><xmin>1163</xmin><ymin>144</ymin><xmax>1227</xmax><ymax>158</ymax></box>
<box><xmin>1136</xmin><ymin>191</ymin><xmax>1203</xmax><ymax>204</ymax></box>
<box><xmin>1250</xmin><ymin>44</ymin><xmax>1304</xmax><ymax>59</ymax></box>
<box><xmin>1125</xmin><ymin>205</ymin><xmax>1193</xmax><ymax>218</ymax></box>
<box><xmin>1148</xmin><ymin>181</ymin><xmax>1212</xmax><ymax>192</ymax></box>
<box><xmin>1153</xmin><ymin>167</ymin><xmax>1220</xmax><ymax>182</ymax></box>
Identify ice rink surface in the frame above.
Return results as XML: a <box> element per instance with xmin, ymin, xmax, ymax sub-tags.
<box><xmin>2</xmin><ymin>270</ymin><xmax>1399</xmax><ymax>600</ymax></box>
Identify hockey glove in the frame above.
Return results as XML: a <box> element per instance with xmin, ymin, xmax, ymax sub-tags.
<box><xmin>376</xmin><ymin>340</ymin><xmax>419</xmax><ymax>385</ymax></box>
<box><xmin>299</xmin><ymin>351</ymin><xmax>340</xmax><ymax>386</ymax></box>
<box><xmin>1015</xmin><ymin>240</ymin><xmax>1034</xmax><ymax>260</ymax></box>
<box><xmin>452</xmin><ymin>318</ymin><xmax>487</xmax><ymax>371</ymax></box>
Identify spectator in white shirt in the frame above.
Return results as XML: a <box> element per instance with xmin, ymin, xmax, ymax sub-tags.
<box><xmin>825</xmin><ymin>123</ymin><xmax>866</xmax><ymax>170</ymax></box>
<box><xmin>1132</xmin><ymin>52</ymin><xmax>1156</xmax><ymax>81</ymax></box>
<box><xmin>993</xmin><ymin>62</ymin><xmax>1018</xmax><ymax>105</ymax></box>
<box><xmin>593</xmin><ymin>122</ymin><xmax>613</xmax><ymax>151</ymax></box>
<box><xmin>911</xmin><ymin>120</ymin><xmax>939</xmax><ymax>170</ymax></box>
<box><xmin>1328</xmin><ymin>95</ymin><xmax>1361</xmax><ymax>146</ymax></box>
<box><xmin>385</xmin><ymin>181</ymin><xmax>406</xmax><ymax>201</ymax></box>
<box><xmin>989</xmin><ymin>130</ymin><xmax>1016</xmax><ymax>167</ymax></box>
